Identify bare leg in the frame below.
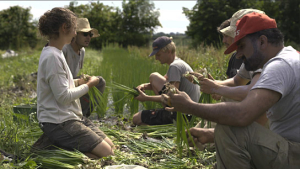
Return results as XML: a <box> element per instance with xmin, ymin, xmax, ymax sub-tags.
<box><xmin>132</xmin><ymin>72</ymin><xmax>167</xmax><ymax>126</ymax></box>
<box><xmin>84</xmin><ymin>152</ymin><xmax>99</xmax><ymax>159</ymax></box>
<box><xmin>103</xmin><ymin>137</ymin><xmax>115</xmax><ymax>149</ymax></box>
<box><xmin>132</xmin><ymin>111</ymin><xmax>148</xmax><ymax>125</ymax></box>
<box><xmin>89</xmin><ymin>140</ymin><xmax>114</xmax><ymax>159</ymax></box>
<box><xmin>149</xmin><ymin>72</ymin><xmax>167</xmax><ymax>95</ymax></box>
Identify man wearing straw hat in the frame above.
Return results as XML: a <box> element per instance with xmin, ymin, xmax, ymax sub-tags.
<box><xmin>163</xmin><ymin>12</ymin><xmax>300</xmax><ymax>168</ymax></box>
<box><xmin>218</xmin><ymin>18</ymin><xmax>243</xmax><ymax>80</ymax></box>
<box><xmin>200</xmin><ymin>9</ymin><xmax>265</xmax><ymax>102</ymax></box>
<box><xmin>63</xmin><ymin>18</ymin><xmax>105</xmax><ymax>117</ymax></box>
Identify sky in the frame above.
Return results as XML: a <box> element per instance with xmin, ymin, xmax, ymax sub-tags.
<box><xmin>0</xmin><ymin>1</ymin><xmax>197</xmax><ymax>34</ymax></box>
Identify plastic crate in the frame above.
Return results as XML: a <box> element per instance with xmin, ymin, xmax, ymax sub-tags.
<box><xmin>13</xmin><ymin>104</ymin><xmax>37</xmax><ymax>121</ymax></box>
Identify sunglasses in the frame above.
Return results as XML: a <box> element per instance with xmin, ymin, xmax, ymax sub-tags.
<box><xmin>82</xmin><ymin>32</ymin><xmax>93</xmax><ymax>38</ymax></box>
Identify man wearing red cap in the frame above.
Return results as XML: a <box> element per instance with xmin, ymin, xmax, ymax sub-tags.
<box><xmin>189</xmin><ymin>9</ymin><xmax>268</xmax><ymax>150</ymax></box>
<box><xmin>163</xmin><ymin>12</ymin><xmax>300</xmax><ymax>168</ymax></box>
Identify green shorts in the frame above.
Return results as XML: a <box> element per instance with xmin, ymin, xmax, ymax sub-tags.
<box><xmin>40</xmin><ymin>117</ymin><xmax>106</xmax><ymax>153</ymax></box>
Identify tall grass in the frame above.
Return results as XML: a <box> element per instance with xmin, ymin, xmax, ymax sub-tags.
<box><xmin>80</xmin><ymin>45</ymin><xmax>168</xmax><ymax>117</ymax></box>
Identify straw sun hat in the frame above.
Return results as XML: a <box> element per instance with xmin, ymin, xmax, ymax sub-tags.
<box><xmin>220</xmin><ymin>9</ymin><xmax>265</xmax><ymax>38</ymax></box>
<box><xmin>76</xmin><ymin>18</ymin><xmax>100</xmax><ymax>38</ymax></box>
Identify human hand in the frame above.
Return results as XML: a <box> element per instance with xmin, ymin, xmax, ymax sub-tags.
<box><xmin>134</xmin><ymin>87</ymin><xmax>148</xmax><ymax>102</ymax></box>
<box><xmin>77</xmin><ymin>79</ymin><xmax>86</xmax><ymax>86</ymax></box>
<box><xmin>80</xmin><ymin>74</ymin><xmax>91</xmax><ymax>81</ymax></box>
<box><xmin>164</xmin><ymin>74</ymin><xmax>168</xmax><ymax>81</ymax></box>
<box><xmin>207</xmin><ymin>73</ymin><xmax>215</xmax><ymax>80</ymax></box>
<box><xmin>161</xmin><ymin>89</ymin><xmax>194</xmax><ymax>113</ymax></box>
<box><xmin>199</xmin><ymin>78</ymin><xmax>219</xmax><ymax>94</ymax></box>
<box><xmin>136</xmin><ymin>83</ymin><xmax>148</xmax><ymax>92</ymax></box>
<box><xmin>189</xmin><ymin>72</ymin><xmax>205</xmax><ymax>82</ymax></box>
<box><xmin>212</xmin><ymin>94</ymin><xmax>222</xmax><ymax>101</ymax></box>
<box><xmin>188</xmin><ymin>127</ymin><xmax>214</xmax><ymax>145</ymax></box>
<box><xmin>184</xmin><ymin>72</ymin><xmax>204</xmax><ymax>84</ymax></box>
<box><xmin>86</xmin><ymin>76</ymin><xmax>99</xmax><ymax>88</ymax></box>
<box><xmin>74</xmin><ymin>74</ymin><xmax>91</xmax><ymax>86</ymax></box>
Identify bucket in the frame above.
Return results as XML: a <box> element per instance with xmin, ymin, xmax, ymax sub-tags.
<box><xmin>13</xmin><ymin>104</ymin><xmax>37</xmax><ymax>122</ymax></box>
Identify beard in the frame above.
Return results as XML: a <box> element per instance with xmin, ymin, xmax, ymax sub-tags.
<box><xmin>243</xmin><ymin>45</ymin><xmax>265</xmax><ymax>71</ymax></box>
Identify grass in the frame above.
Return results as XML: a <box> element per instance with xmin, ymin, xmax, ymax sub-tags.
<box><xmin>0</xmin><ymin>42</ymin><xmax>230</xmax><ymax>168</ymax></box>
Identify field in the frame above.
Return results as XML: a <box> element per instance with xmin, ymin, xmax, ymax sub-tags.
<box><xmin>0</xmin><ymin>43</ymin><xmax>230</xmax><ymax>168</ymax></box>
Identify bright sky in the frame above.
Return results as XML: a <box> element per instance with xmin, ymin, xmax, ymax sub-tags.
<box><xmin>0</xmin><ymin>1</ymin><xmax>197</xmax><ymax>34</ymax></box>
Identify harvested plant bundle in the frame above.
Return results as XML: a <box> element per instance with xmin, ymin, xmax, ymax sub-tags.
<box><xmin>166</xmin><ymin>84</ymin><xmax>195</xmax><ymax>157</ymax></box>
<box><xmin>32</xmin><ymin>148</ymin><xmax>98</xmax><ymax>169</ymax></box>
<box><xmin>88</xmin><ymin>86</ymin><xmax>107</xmax><ymax>117</ymax></box>
<box><xmin>109</xmin><ymin>81</ymin><xmax>140</xmax><ymax>115</ymax></box>
<box><xmin>110</xmin><ymin>82</ymin><xmax>139</xmax><ymax>97</ymax></box>
<box><xmin>134</xmin><ymin>124</ymin><xmax>176</xmax><ymax>138</ymax></box>
<box><xmin>81</xmin><ymin>74</ymin><xmax>107</xmax><ymax>117</ymax></box>
<box><xmin>183</xmin><ymin>69</ymin><xmax>213</xmax><ymax>128</ymax></box>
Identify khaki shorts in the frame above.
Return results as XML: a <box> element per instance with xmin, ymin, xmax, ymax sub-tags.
<box><xmin>40</xmin><ymin>117</ymin><xmax>106</xmax><ymax>153</ymax></box>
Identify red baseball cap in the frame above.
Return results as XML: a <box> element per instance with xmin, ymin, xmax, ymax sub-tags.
<box><xmin>224</xmin><ymin>12</ymin><xmax>277</xmax><ymax>54</ymax></box>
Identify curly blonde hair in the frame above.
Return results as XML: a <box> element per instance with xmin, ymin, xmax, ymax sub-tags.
<box><xmin>160</xmin><ymin>37</ymin><xmax>176</xmax><ymax>54</ymax></box>
<box><xmin>38</xmin><ymin>7</ymin><xmax>77</xmax><ymax>39</ymax></box>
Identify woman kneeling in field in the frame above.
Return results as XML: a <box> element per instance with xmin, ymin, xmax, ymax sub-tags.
<box><xmin>37</xmin><ymin>7</ymin><xmax>114</xmax><ymax>159</ymax></box>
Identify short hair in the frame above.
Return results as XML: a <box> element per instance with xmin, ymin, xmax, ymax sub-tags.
<box><xmin>217</xmin><ymin>19</ymin><xmax>231</xmax><ymax>34</ymax></box>
<box><xmin>247</xmin><ymin>28</ymin><xmax>284</xmax><ymax>47</ymax></box>
<box><xmin>38</xmin><ymin>7</ymin><xmax>77</xmax><ymax>39</ymax></box>
<box><xmin>160</xmin><ymin>37</ymin><xmax>176</xmax><ymax>54</ymax></box>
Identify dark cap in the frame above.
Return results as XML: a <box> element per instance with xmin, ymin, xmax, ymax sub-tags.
<box><xmin>149</xmin><ymin>36</ymin><xmax>172</xmax><ymax>57</ymax></box>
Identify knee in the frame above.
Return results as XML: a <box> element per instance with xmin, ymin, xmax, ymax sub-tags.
<box><xmin>149</xmin><ymin>72</ymin><xmax>161</xmax><ymax>83</ymax></box>
<box><xmin>215</xmin><ymin>124</ymin><xmax>250</xmax><ymax>146</ymax></box>
<box><xmin>132</xmin><ymin>112</ymin><xmax>142</xmax><ymax>125</ymax></box>
<box><xmin>214</xmin><ymin>124</ymin><xmax>229</xmax><ymax>144</ymax></box>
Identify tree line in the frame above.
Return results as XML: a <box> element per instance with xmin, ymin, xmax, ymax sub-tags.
<box><xmin>184</xmin><ymin>0</ymin><xmax>300</xmax><ymax>48</ymax></box>
<box><xmin>0</xmin><ymin>0</ymin><xmax>298</xmax><ymax>51</ymax></box>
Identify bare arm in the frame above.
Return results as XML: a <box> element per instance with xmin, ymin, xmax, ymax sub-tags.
<box><xmin>137</xmin><ymin>83</ymin><xmax>153</xmax><ymax>91</ymax></box>
<box><xmin>135</xmin><ymin>94</ymin><xmax>163</xmax><ymax>103</ymax></box>
<box><xmin>164</xmin><ymin>88</ymin><xmax>281</xmax><ymax>127</ymax></box>
<box><xmin>216</xmin><ymin>74</ymin><xmax>250</xmax><ymax>87</ymax></box>
<box><xmin>201</xmin><ymin>73</ymin><xmax>260</xmax><ymax>101</ymax></box>
<box><xmin>169</xmin><ymin>81</ymin><xmax>180</xmax><ymax>89</ymax></box>
<box><xmin>217</xmin><ymin>73</ymin><xmax>260</xmax><ymax>101</ymax></box>
<box><xmin>135</xmin><ymin>81</ymin><xmax>180</xmax><ymax>103</ymax></box>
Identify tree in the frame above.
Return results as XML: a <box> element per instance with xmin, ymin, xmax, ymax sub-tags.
<box><xmin>0</xmin><ymin>6</ymin><xmax>37</xmax><ymax>50</ymax></box>
<box><xmin>118</xmin><ymin>0</ymin><xmax>161</xmax><ymax>48</ymax></box>
<box><xmin>69</xmin><ymin>1</ymin><xmax>119</xmax><ymax>49</ymax></box>
<box><xmin>276</xmin><ymin>0</ymin><xmax>300</xmax><ymax>44</ymax></box>
<box><xmin>183</xmin><ymin>0</ymin><xmax>274</xmax><ymax>48</ymax></box>
<box><xmin>68</xmin><ymin>0</ymin><xmax>161</xmax><ymax>49</ymax></box>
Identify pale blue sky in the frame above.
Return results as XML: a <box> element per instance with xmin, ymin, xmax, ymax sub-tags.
<box><xmin>0</xmin><ymin>1</ymin><xmax>197</xmax><ymax>34</ymax></box>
